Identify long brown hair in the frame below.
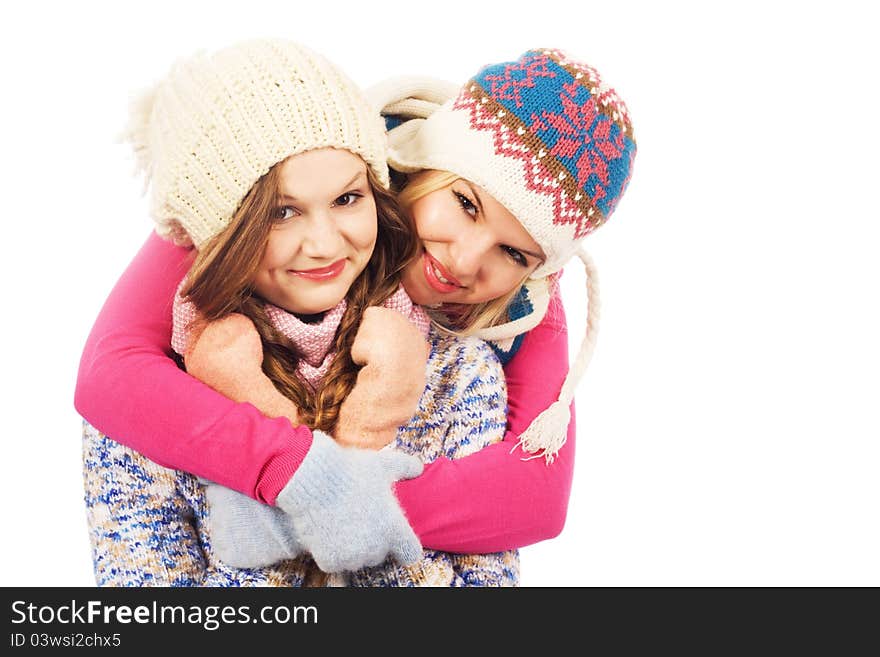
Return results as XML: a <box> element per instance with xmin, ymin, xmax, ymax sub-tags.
<box><xmin>183</xmin><ymin>157</ymin><xmax>418</xmax><ymax>433</ymax></box>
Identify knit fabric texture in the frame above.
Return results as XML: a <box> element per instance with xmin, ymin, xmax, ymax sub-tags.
<box><xmin>326</xmin><ymin>330</ymin><xmax>517</xmax><ymax>587</ymax></box>
<box><xmin>385</xmin><ymin>47</ymin><xmax>636</xmax><ymax>279</ymax></box>
<box><xmin>83</xmin><ymin>327</ymin><xmax>516</xmax><ymax>586</ymax></box>
<box><xmin>82</xmin><ymin>421</ymin><xmax>317</xmax><ymax>587</ymax></box>
<box><xmin>171</xmin><ymin>282</ymin><xmax>430</xmax><ymax>389</ymax></box>
<box><xmin>123</xmin><ymin>39</ymin><xmax>389</xmax><ymax>248</ymax></box>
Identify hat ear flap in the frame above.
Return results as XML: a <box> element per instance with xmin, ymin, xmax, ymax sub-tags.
<box><xmin>386</xmin><ymin>118</ymin><xmax>431</xmax><ymax>174</ymax></box>
<box><xmin>366</xmin><ymin>76</ymin><xmax>458</xmax><ymax>120</ymax></box>
<box><xmin>368</xmin><ymin>77</ymin><xmax>458</xmax><ymax>175</ymax></box>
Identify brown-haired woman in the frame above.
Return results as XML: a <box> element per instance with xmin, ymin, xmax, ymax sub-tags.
<box><xmin>80</xmin><ymin>39</ymin><xmax>515</xmax><ymax>586</ymax></box>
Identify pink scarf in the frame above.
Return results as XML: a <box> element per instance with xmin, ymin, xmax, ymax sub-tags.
<box><xmin>171</xmin><ymin>281</ymin><xmax>430</xmax><ymax>390</ymax></box>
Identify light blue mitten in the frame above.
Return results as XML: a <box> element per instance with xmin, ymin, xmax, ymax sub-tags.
<box><xmin>205</xmin><ymin>431</ymin><xmax>423</xmax><ymax>572</ymax></box>
<box><xmin>203</xmin><ymin>483</ymin><xmax>302</xmax><ymax>568</ymax></box>
<box><xmin>277</xmin><ymin>431</ymin><xmax>424</xmax><ymax>573</ymax></box>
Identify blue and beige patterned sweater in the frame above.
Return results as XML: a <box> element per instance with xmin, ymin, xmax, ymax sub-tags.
<box><xmin>82</xmin><ymin>328</ymin><xmax>518</xmax><ymax>587</ymax></box>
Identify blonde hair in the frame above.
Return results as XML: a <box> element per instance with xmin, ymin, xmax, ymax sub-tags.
<box><xmin>396</xmin><ymin>169</ymin><xmax>530</xmax><ymax>337</ymax></box>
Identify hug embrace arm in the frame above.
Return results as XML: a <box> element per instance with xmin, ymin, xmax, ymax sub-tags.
<box><xmin>75</xmin><ymin>230</ymin><xmax>575</xmax><ymax>555</ymax></box>
<box><xmin>395</xmin><ymin>289</ymin><xmax>575</xmax><ymax>553</ymax></box>
<box><xmin>77</xmin><ymin>235</ymin><xmax>427</xmax><ymax>575</ymax></box>
<box><xmin>75</xmin><ymin>232</ymin><xmax>314</xmax><ymax>506</ymax></box>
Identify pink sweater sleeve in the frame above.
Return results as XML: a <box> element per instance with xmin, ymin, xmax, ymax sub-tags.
<box><xmin>75</xmin><ymin>232</ymin><xmax>575</xmax><ymax>551</ymax></box>
<box><xmin>394</xmin><ymin>289</ymin><xmax>576</xmax><ymax>553</ymax></box>
<box><xmin>74</xmin><ymin>232</ymin><xmax>313</xmax><ymax>505</ymax></box>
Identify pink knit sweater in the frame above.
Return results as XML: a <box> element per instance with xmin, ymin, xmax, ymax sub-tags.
<box><xmin>75</xmin><ymin>232</ymin><xmax>575</xmax><ymax>552</ymax></box>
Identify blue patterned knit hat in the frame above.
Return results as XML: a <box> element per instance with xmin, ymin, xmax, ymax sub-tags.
<box><xmin>379</xmin><ymin>48</ymin><xmax>636</xmax><ymax>278</ymax></box>
<box><xmin>368</xmin><ymin>48</ymin><xmax>636</xmax><ymax>461</ymax></box>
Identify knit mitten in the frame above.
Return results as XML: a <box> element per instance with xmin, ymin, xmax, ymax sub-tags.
<box><xmin>336</xmin><ymin>306</ymin><xmax>430</xmax><ymax>450</ymax></box>
<box><xmin>277</xmin><ymin>430</ymin><xmax>423</xmax><ymax>573</ymax></box>
<box><xmin>203</xmin><ymin>482</ymin><xmax>303</xmax><ymax>568</ymax></box>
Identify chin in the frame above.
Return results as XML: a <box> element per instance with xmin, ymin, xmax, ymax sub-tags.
<box><xmin>298</xmin><ymin>300</ymin><xmax>343</xmax><ymax>315</ymax></box>
<box><xmin>401</xmin><ymin>275</ymin><xmax>429</xmax><ymax>306</ymax></box>
<box><xmin>272</xmin><ymin>294</ymin><xmax>340</xmax><ymax>316</ymax></box>
<box><xmin>404</xmin><ymin>289</ymin><xmax>431</xmax><ymax>306</ymax></box>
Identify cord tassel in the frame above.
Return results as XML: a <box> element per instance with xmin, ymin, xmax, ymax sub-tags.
<box><xmin>515</xmin><ymin>248</ymin><xmax>601</xmax><ymax>463</ymax></box>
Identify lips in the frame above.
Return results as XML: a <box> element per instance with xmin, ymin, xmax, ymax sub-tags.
<box><xmin>289</xmin><ymin>259</ymin><xmax>346</xmax><ymax>281</ymax></box>
<box><xmin>422</xmin><ymin>251</ymin><xmax>462</xmax><ymax>293</ymax></box>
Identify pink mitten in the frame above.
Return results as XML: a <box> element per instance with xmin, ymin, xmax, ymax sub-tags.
<box><xmin>184</xmin><ymin>313</ymin><xmax>300</xmax><ymax>425</ymax></box>
<box><xmin>335</xmin><ymin>307</ymin><xmax>430</xmax><ymax>450</ymax></box>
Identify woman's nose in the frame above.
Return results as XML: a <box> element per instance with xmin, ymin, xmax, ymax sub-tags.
<box><xmin>301</xmin><ymin>213</ymin><xmax>345</xmax><ymax>259</ymax></box>
<box><xmin>448</xmin><ymin>234</ymin><xmax>490</xmax><ymax>283</ymax></box>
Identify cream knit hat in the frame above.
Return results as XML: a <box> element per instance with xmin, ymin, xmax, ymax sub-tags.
<box><xmin>368</xmin><ymin>48</ymin><xmax>637</xmax><ymax>462</ymax></box>
<box><xmin>123</xmin><ymin>39</ymin><xmax>389</xmax><ymax>248</ymax></box>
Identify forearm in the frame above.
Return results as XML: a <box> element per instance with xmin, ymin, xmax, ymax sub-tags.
<box><xmin>395</xmin><ymin>410</ymin><xmax>575</xmax><ymax>552</ymax></box>
<box><xmin>74</xmin><ymin>232</ymin><xmax>312</xmax><ymax>504</ymax></box>
<box><xmin>396</xmin><ymin>289</ymin><xmax>576</xmax><ymax>552</ymax></box>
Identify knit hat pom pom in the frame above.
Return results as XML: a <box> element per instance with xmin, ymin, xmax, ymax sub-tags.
<box><xmin>515</xmin><ymin>400</ymin><xmax>571</xmax><ymax>464</ymax></box>
<box><xmin>119</xmin><ymin>84</ymin><xmax>160</xmax><ymax>187</ymax></box>
<box><xmin>117</xmin><ymin>82</ymin><xmax>195</xmax><ymax>248</ymax></box>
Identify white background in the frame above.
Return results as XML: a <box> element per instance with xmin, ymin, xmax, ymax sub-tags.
<box><xmin>1</xmin><ymin>1</ymin><xmax>877</xmax><ymax>587</ymax></box>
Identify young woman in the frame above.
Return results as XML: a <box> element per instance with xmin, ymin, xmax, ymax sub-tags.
<box><xmin>80</xmin><ymin>38</ymin><xmax>459</xmax><ymax>585</ymax></box>
<box><xmin>76</xmin><ymin>46</ymin><xmax>636</xmax><ymax>583</ymax></box>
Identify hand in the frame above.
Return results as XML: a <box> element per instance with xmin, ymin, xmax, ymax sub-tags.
<box><xmin>350</xmin><ymin>306</ymin><xmax>430</xmax><ymax>371</ymax></box>
<box><xmin>336</xmin><ymin>307</ymin><xmax>430</xmax><ymax>449</ymax></box>
<box><xmin>186</xmin><ymin>313</ymin><xmax>263</xmax><ymax>373</ymax></box>
<box><xmin>277</xmin><ymin>430</ymin><xmax>424</xmax><ymax>572</ymax></box>
<box><xmin>185</xmin><ymin>313</ymin><xmax>300</xmax><ymax>424</ymax></box>
<box><xmin>203</xmin><ymin>482</ymin><xmax>303</xmax><ymax>569</ymax></box>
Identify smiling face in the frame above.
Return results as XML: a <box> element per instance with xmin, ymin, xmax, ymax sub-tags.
<box><xmin>400</xmin><ymin>173</ymin><xmax>545</xmax><ymax>307</ymax></box>
<box><xmin>252</xmin><ymin>148</ymin><xmax>378</xmax><ymax>316</ymax></box>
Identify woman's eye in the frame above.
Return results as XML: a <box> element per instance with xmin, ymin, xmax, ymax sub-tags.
<box><xmin>502</xmin><ymin>245</ymin><xmax>527</xmax><ymax>267</ymax></box>
<box><xmin>335</xmin><ymin>193</ymin><xmax>362</xmax><ymax>207</ymax></box>
<box><xmin>274</xmin><ymin>206</ymin><xmax>296</xmax><ymax>221</ymax></box>
<box><xmin>454</xmin><ymin>192</ymin><xmax>477</xmax><ymax>217</ymax></box>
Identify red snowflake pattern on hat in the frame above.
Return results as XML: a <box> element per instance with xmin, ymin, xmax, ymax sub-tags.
<box><xmin>483</xmin><ymin>54</ymin><xmax>556</xmax><ymax>108</ymax></box>
<box><xmin>529</xmin><ymin>91</ymin><xmax>627</xmax><ymax>205</ymax></box>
